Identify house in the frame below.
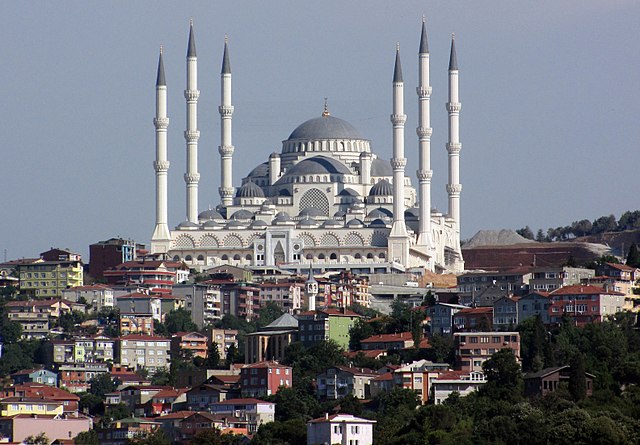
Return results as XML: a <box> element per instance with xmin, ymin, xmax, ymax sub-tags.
<box><xmin>0</xmin><ymin>414</ymin><xmax>92</xmax><ymax>444</ymax></box>
<box><xmin>209</xmin><ymin>398</ymin><xmax>275</xmax><ymax>434</ymax></box>
<box><xmin>316</xmin><ymin>366</ymin><xmax>377</xmax><ymax>400</ymax></box>
<box><xmin>307</xmin><ymin>413</ymin><xmax>376</xmax><ymax>445</ymax></box>
<box><xmin>369</xmin><ymin>372</ymin><xmax>395</xmax><ymax>398</ymax></box>
<box><xmin>62</xmin><ymin>284</ymin><xmax>115</xmax><ymax>312</ymax></box>
<box><xmin>453</xmin><ymin>307</ymin><xmax>494</xmax><ymax>332</ymax></box>
<box><xmin>360</xmin><ymin>332</ymin><xmax>414</xmax><ymax>351</ymax></box>
<box><xmin>58</xmin><ymin>362</ymin><xmax>111</xmax><ymax>393</ymax></box>
<box><xmin>118</xmin><ymin>385</ymin><xmax>173</xmax><ymax>414</ymax></box>
<box><xmin>4</xmin><ymin>299</ymin><xmax>71</xmax><ymax>339</ymax></box>
<box><xmin>456</xmin><ymin>269</ymin><xmax>531</xmax><ymax>303</ymax></box>
<box><xmin>517</xmin><ymin>292</ymin><xmax>551</xmax><ymax>325</ymax></box>
<box><xmin>207</xmin><ymin>328</ymin><xmax>239</xmax><ymax>360</ymax></box>
<box><xmin>4</xmin><ymin>382</ymin><xmax>80</xmax><ymax>415</ymax></box>
<box><xmin>492</xmin><ymin>296</ymin><xmax>520</xmax><ymax>329</ymax></box>
<box><xmin>454</xmin><ymin>332</ymin><xmax>521</xmax><ymax>372</ymax></box>
<box><xmin>259</xmin><ymin>280</ymin><xmax>303</xmax><ymax>312</ymax></box>
<box><xmin>103</xmin><ymin>259</ymin><xmax>189</xmax><ymax>294</ymax></box>
<box><xmin>173</xmin><ymin>282</ymin><xmax>223</xmax><ymax>327</ymax></box>
<box><xmin>428</xmin><ymin>302</ymin><xmax>467</xmax><ymax>335</ymax></box>
<box><xmin>185</xmin><ymin>381</ymin><xmax>240</xmax><ymax>411</ymax></box>
<box><xmin>50</xmin><ymin>335</ymin><xmax>116</xmax><ymax>365</ymax></box>
<box><xmin>548</xmin><ymin>285</ymin><xmax>626</xmax><ymax>325</ymax></box>
<box><xmin>97</xmin><ymin>417</ymin><xmax>162</xmax><ymax>445</ymax></box>
<box><xmin>144</xmin><ymin>388</ymin><xmax>188</xmax><ymax>416</ymax></box>
<box><xmin>119</xmin><ymin>312</ymin><xmax>154</xmax><ymax>336</ymax></box>
<box><xmin>17</xmin><ymin>248</ymin><xmax>84</xmax><ymax>298</ymax></box>
<box><xmin>0</xmin><ymin>397</ymin><xmax>64</xmax><ymax>417</ymax></box>
<box><xmin>171</xmin><ymin>331</ymin><xmax>209</xmax><ymax>360</ymax></box>
<box><xmin>524</xmin><ymin>365</ymin><xmax>595</xmax><ymax>398</ymax></box>
<box><xmin>116</xmin><ymin>293</ymin><xmax>162</xmax><ymax>321</ymax></box>
<box><xmin>431</xmin><ymin>370</ymin><xmax>486</xmax><ymax>404</ymax></box>
<box><xmin>244</xmin><ymin>313</ymin><xmax>298</xmax><ymax>364</ymax></box>
<box><xmin>529</xmin><ymin>266</ymin><xmax>595</xmax><ymax>293</ymax></box>
<box><xmin>297</xmin><ymin>308</ymin><xmax>361</xmax><ymax>349</ymax></box>
<box><xmin>89</xmin><ymin>238</ymin><xmax>144</xmax><ymax>280</ymax></box>
<box><xmin>10</xmin><ymin>368</ymin><xmax>57</xmax><ymax>387</ymax></box>
<box><xmin>392</xmin><ymin>359</ymin><xmax>450</xmax><ymax>404</ymax></box>
<box><xmin>117</xmin><ymin>335</ymin><xmax>171</xmax><ymax>373</ymax></box>
<box><xmin>240</xmin><ymin>361</ymin><xmax>292</xmax><ymax>397</ymax></box>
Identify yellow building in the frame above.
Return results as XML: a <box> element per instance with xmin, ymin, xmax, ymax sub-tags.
<box><xmin>18</xmin><ymin>248</ymin><xmax>83</xmax><ymax>298</ymax></box>
<box><xmin>0</xmin><ymin>397</ymin><xmax>64</xmax><ymax>416</ymax></box>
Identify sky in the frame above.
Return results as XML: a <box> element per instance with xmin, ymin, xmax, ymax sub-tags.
<box><xmin>1</xmin><ymin>1</ymin><xmax>639</xmax><ymax>262</ymax></box>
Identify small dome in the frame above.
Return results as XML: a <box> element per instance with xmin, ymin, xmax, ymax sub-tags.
<box><xmin>226</xmin><ymin>220</ymin><xmax>248</xmax><ymax>228</ymax></box>
<box><xmin>276</xmin><ymin>156</ymin><xmax>351</xmax><ymax>185</ymax></box>
<box><xmin>350</xmin><ymin>198</ymin><xmax>365</xmax><ymax>210</ymax></box>
<box><xmin>367</xmin><ymin>207</ymin><xmax>393</xmax><ymax>219</ymax></box>
<box><xmin>369</xmin><ymin>218</ymin><xmax>389</xmax><ymax>228</ymax></box>
<box><xmin>346</xmin><ymin>218</ymin><xmax>365</xmax><ymax>228</ymax></box>
<box><xmin>321</xmin><ymin>219</ymin><xmax>343</xmax><ymax>228</ymax></box>
<box><xmin>338</xmin><ymin>188</ymin><xmax>360</xmax><ymax>197</ymax></box>
<box><xmin>273</xmin><ymin>211</ymin><xmax>293</xmax><ymax>224</ymax></box>
<box><xmin>278</xmin><ymin>189</ymin><xmax>292</xmax><ymax>197</ymax></box>
<box><xmin>203</xmin><ymin>220</ymin><xmax>223</xmax><ymax>229</ymax></box>
<box><xmin>333</xmin><ymin>210</ymin><xmax>346</xmax><ymax>219</ymax></box>
<box><xmin>230</xmin><ymin>209</ymin><xmax>255</xmax><ymax>220</ymax></box>
<box><xmin>298</xmin><ymin>217</ymin><xmax>319</xmax><ymax>228</ymax></box>
<box><xmin>198</xmin><ymin>209</ymin><xmax>224</xmax><ymax>221</ymax></box>
<box><xmin>369</xmin><ymin>179</ymin><xmax>393</xmax><ymax>197</ymax></box>
<box><xmin>177</xmin><ymin>221</ymin><xmax>200</xmax><ymax>229</ymax></box>
<box><xmin>404</xmin><ymin>208</ymin><xmax>420</xmax><ymax>219</ymax></box>
<box><xmin>298</xmin><ymin>208</ymin><xmax>326</xmax><ymax>218</ymax></box>
<box><xmin>250</xmin><ymin>220</ymin><xmax>269</xmax><ymax>229</ymax></box>
<box><xmin>287</xmin><ymin>115</ymin><xmax>364</xmax><ymax>140</ymax></box>
<box><xmin>236</xmin><ymin>181</ymin><xmax>265</xmax><ymax>198</ymax></box>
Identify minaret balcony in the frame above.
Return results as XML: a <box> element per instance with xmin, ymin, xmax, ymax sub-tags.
<box><xmin>446</xmin><ymin>102</ymin><xmax>462</xmax><ymax>113</ymax></box>
<box><xmin>184</xmin><ymin>130</ymin><xmax>201</xmax><ymax>142</ymax></box>
<box><xmin>218</xmin><ymin>105</ymin><xmax>234</xmax><ymax>116</ymax></box>
<box><xmin>416</xmin><ymin>86</ymin><xmax>432</xmax><ymax>97</ymax></box>
<box><xmin>390</xmin><ymin>114</ymin><xmax>407</xmax><ymax>125</ymax></box>
<box><xmin>446</xmin><ymin>142</ymin><xmax>462</xmax><ymax>154</ymax></box>
<box><xmin>416</xmin><ymin>127</ymin><xmax>432</xmax><ymax>138</ymax></box>
<box><xmin>153</xmin><ymin>117</ymin><xmax>169</xmax><ymax>129</ymax></box>
<box><xmin>154</xmin><ymin>161</ymin><xmax>170</xmax><ymax>172</ymax></box>
<box><xmin>184</xmin><ymin>90</ymin><xmax>200</xmax><ymax>101</ymax></box>
<box><xmin>218</xmin><ymin>145</ymin><xmax>235</xmax><ymax>157</ymax></box>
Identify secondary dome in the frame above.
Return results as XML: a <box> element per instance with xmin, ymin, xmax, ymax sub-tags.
<box><xmin>284</xmin><ymin>156</ymin><xmax>352</xmax><ymax>177</ymax></box>
<box><xmin>287</xmin><ymin>115</ymin><xmax>363</xmax><ymax>140</ymax></box>
<box><xmin>236</xmin><ymin>181</ymin><xmax>265</xmax><ymax>198</ymax></box>
<box><xmin>369</xmin><ymin>179</ymin><xmax>393</xmax><ymax>196</ymax></box>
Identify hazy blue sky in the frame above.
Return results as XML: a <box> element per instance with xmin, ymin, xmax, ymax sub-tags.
<box><xmin>2</xmin><ymin>1</ymin><xmax>639</xmax><ymax>261</ymax></box>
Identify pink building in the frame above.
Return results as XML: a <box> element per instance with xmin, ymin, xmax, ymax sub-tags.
<box><xmin>240</xmin><ymin>361</ymin><xmax>292</xmax><ymax>397</ymax></box>
<box><xmin>0</xmin><ymin>414</ymin><xmax>92</xmax><ymax>443</ymax></box>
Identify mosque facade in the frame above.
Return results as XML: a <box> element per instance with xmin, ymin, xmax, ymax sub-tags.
<box><xmin>150</xmin><ymin>21</ymin><xmax>464</xmax><ymax>274</ymax></box>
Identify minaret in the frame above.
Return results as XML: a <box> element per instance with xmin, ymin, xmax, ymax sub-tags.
<box><xmin>305</xmin><ymin>265</ymin><xmax>318</xmax><ymax>311</ymax></box>
<box><xmin>218</xmin><ymin>37</ymin><xmax>235</xmax><ymax>207</ymax></box>
<box><xmin>151</xmin><ymin>47</ymin><xmax>171</xmax><ymax>253</ymax></box>
<box><xmin>446</xmin><ymin>34</ymin><xmax>462</xmax><ymax>232</ymax></box>
<box><xmin>388</xmin><ymin>44</ymin><xmax>410</xmax><ymax>265</ymax></box>
<box><xmin>184</xmin><ymin>20</ymin><xmax>200</xmax><ymax>223</ymax></box>
<box><xmin>416</xmin><ymin>18</ymin><xmax>435</xmax><ymax>264</ymax></box>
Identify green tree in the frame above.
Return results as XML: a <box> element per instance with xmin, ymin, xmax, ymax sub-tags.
<box><xmin>205</xmin><ymin>342</ymin><xmax>221</xmax><ymax>369</ymax></box>
<box><xmin>626</xmin><ymin>243</ymin><xmax>640</xmax><ymax>268</ymax></box>
<box><xmin>569</xmin><ymin>353</ymin><xmax>587</xmax><ymax>401</ymax></box>
<box><xmin>225</xmin><ymin>343</ymin><xmax>241</xmax><ymax>366</ymax></box>
<box><xmin>105</xmin><ymin>403</ymin><xmax>131</xmax><ymax>423</ymax></box>
<box><xmin>480</xmin><ymin>348</ymin><xmax>523</xmax><ymax>401</ymax></box>
<box><xmin>24</xmin><ymin>433</ymin><xmax>49</xmax><ymax>445</ymax></box>
<box><xmin>89</xmin><ymin>373</ymin><xmax>116</xmax><ymax>398</ymax></box>
<box><xmin>255</xmin><ymin>302</ymin><xmax>284</xmax><ymax>329</ymax></box>
<box><xmin>251</xmin><ymin>418</ymin><xmax>307</xmax><ymax>445</ymax></box>
<box><xmin>0</xmin><ymin>319</ymin><xmax>22</xmax><ymax>343</ymax></box>
<box><xmin>74</xmin><ymin>429</ymin><xmax>98</xmax><ymax>445</ymax></box>
<box><xmin>517</xmin><ymin>226</ymin><xmax>535</xmax><ymax>240</ymax></box>
<box><xmin>164</xmin><ymin>308</ymin><xmax>197</xmax><ymax>334</ymax></box>
<box><xmin>349</xmin><ymin>318</ymin><xmax>374</xmax><ymax>350</ymax></box>
<box><xmin>79</xmin><ymin>392</ymin><xmax>104</xmax><ymax>415</ymax></box>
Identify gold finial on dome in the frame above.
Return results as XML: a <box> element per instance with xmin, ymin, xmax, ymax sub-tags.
<box><xmin>322</xmin><ymin>97</ymin><xmax>330</xmax><ymax>117</ymax></box>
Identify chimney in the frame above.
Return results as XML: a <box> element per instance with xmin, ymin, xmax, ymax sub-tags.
<box><xmin>325</xmin><ymin>412</ymin><xmax>329</xmax><ymax>419</ymax></box>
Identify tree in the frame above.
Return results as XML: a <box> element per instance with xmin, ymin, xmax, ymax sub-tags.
<box><xmin>225</xmin><ymin>343</ymin><xmax>241</xmax><ymax>367</ymax></box>
<box><xmin>569</xmin><ymin>353</ymin><xmax>587</xmax><ymax>401</ymax></box>
<box><xmin>89</xmin><ymin>373</ymin><xmax>116</xmax><ymax>398</ymax></box>
<box><xmin>349</xmin><ymin>318</ymin><xmax>374</xmax><ymax>350</ymax></box>
<box><xmin>481</xmin><ymin>348</ymin><xmax>523</xmax><ymax>401</ymax></box>
<box><xmin>517</xmin><ymin>226</ymin><xmax>535</xmax><ymax>240</ymax></box>
<box><xmin>536</xmin><ymin>229</ymin><xmax>547</xmax><ymax>242</ymax></box>
<box><xmin>0</xmin><ymin>319</ymin><xmax>22</xmax><ymax>344</ymax></box>
<box><xmin>24</xmin><ymin>433</ymin><xmax>49</xmax><ymax>445</ymax></box>
<box><xmin>105</xmin><ymin>402</ymin><xmax>131</xmax><ymax>423</ymax></box>
<box><xmin>164</xmin><ymin>308</ymin><xmax>197</xmax><ymax>334</ymax></box>
<box><xmin>627</xmin><ymin>243</ymin><xmax>640</xmax><ymax>268</ymax></box>
<box><xmin>255</xmin><ymin>302</ymin><xmax>284</xmax><ymax>329</ymax></box>
<box><xmin>74</xmin><ymin>430</ymin><xmax>98</xmax><ymax>445</ymax></box>
<box><xmin>592</xmin><ymin>214</ymin><xmax>617</xmax><ymax>234</ymax></box>
<box><xmin>205</xmin><ymin>342</ymin><xmax>221</xmax><ymax>369</ymax></box>
<box><xmin>79</xmin><ymin>392</ymin><xmax>104</xmax><ymax>415</ymax></box>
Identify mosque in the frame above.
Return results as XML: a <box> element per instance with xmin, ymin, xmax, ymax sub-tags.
<box><xmin>150</xmin><ymin>20</ymin><xmax>464</xmax><ymax>274</ymax></box>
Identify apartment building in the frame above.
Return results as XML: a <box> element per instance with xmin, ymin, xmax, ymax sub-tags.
<box><xmin>117</xmin><ymin>335</ymin><xmax>171</xmax><ymax>373</ymax></box>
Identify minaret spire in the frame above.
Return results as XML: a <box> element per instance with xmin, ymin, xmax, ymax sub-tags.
<box><xmin>416</xmin><ymin>19</ymin><xmax>435</xmax><ymax>268</ymax></box>
<box><xmin>184</xmin><ymin>21</ymin><xmax>200</xmax><ymax>223</ymax></box>
<box><xmin>388</xmin><ymin>44</ymin><xmax>410</xmax><ymax>266</ymax></box>
<box><xmin>219</xmin><ymin>37</ymin><xmax>235</xmax><ymax>207</ymax></box>
<box><xmin>152</xmin><ymin>47</ymin><xmax>171</xmax><ymax>253</ymax></box>
<box><xmin>446</xmin><ymin>33</ymin><xmax>462</xmax><ymax>235</ymax></box>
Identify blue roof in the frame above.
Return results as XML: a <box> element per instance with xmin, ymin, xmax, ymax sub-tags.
<box><xmin>288</xmin><ymin>115</ymin><xmax>363</xmax><ymax>140</ymax></box>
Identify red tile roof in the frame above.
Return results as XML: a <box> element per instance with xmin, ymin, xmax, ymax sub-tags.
<box><xmin>550</xmin><ymin>284</ymin><xmax>625</xmax><ymax>296</ymax></box>
<box><xmin>456</xmin><ymin>307</ymin><xmax>494</xmax><ymax>315</ymax></box>
<box><xmin>215</xmin><ymin>398</ymin><xmax>274</xmax><ymax>405</ymax></box>
<box><xmin>361</xmin><ymin>332</ymin><xmax>412</xmax><ymax>343</ymax></box>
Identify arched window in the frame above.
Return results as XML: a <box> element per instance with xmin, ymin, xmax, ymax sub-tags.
<box><xmin>367</xmin><ymin>253</ymin><xmax>374</xmax><ymax>259</ymax></box>
<box><xmin>185</xmin><ymin>255</ymin><xmax>192</xmax><ymax>261</ymax></box>
<box><xmin>379</xmin><ymin>252</ymin><xmax>386</xmax><ymax>259</ymax></box>
<box><xmin>354</xmin><ymin>253</ymin><xmax>362</xmax><ymax>259</ymax></box>
<box><xmin>246</xmin><ymin>254</ymin><xmax>252</xmax><ymax>261</ymax></box>
<box><xmin>318</xmin><ymin>253</ymin><xmax>326</xmax><ymax>260</ymax></box>
<box><xmin>330</xmin><ymin>253</ymin><xmax>337</xmax><ymax>260</ymax></box>
<box><xmin>172</xmin><ymin>255</ymin><xmax>180</xmax><ymax>261</ymax></box>
<box><xmin>221</xmin><ymin>255</ymin><xmax>228</xmax><ymax>261</ymax></box>
<box><xmin>306</xmin><ymin>254</ymin><xmax>313</xmax><ymax>260</ymax></box>
<box><xmin>197</xmin><ymin>255</ymin><xmax>204</xmax><ymax>261</ymax></box>
<box><xmin>233</xmin><ymin>254</ymin><xmax>241</xmax><ymax>261</ymax></box>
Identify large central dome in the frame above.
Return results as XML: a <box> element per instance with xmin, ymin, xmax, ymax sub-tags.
<box><xmin>287</xmin><ymin>115</ymin><xmax>364</xmax><ymax>140</ymax></box>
